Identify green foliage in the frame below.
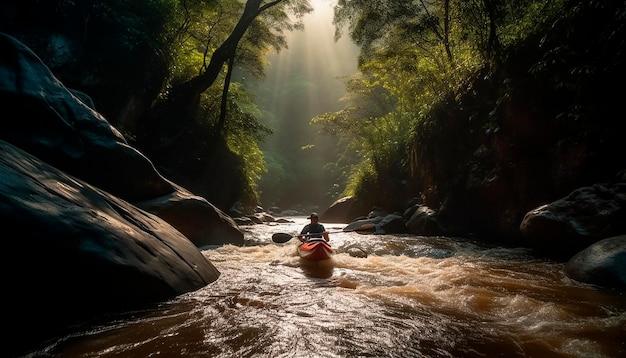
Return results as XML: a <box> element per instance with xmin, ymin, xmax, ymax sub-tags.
<box><xmin>258</xmin><ymin>150</ymin><xmax>298</xmax><ymax>204</ymax></box>
<box><xmin>527</xmin><ymin>0</ymin><xmax>625</xmax><ymax>143</ymax></box>
<box><xmin>344</xmin><ymin>160</ymin><xmax>376</xmax><ymax>196</ymax></box>
<box><xmin>158</xmin><ymin>0</ymin><xmax>313</xmax><ymax>204</ymax></box>
<box><xmin>91</xmin><ymin>0</ymin><xmax>175</xmax><ymax>49</ymax></box>
<box><xmin>0</xmin><ymin>0</ymin><xmax>186</xmax><ymax>127</ymax></box>
<box><xmin>164</xmin><ymin>0</ymin><xmax>236</xmax><ymax>84</ymax></box>
<box><xmin>194</xmin><ymin>81</ymin><xmax>271</xmax><ymax>203</ymax></box>
<box><xmin>164</xmin><ymin>0</ymin><xmax>312</xmax><ymax>84</ymax></box>
<box><xmin>18</xmin><ymin>0</ymin><xmax>179</xmax><ymax>52</ymax></box>
<box><xmin>319</xmin><ymin>0</ymin><xmax>569</xmax><ymax>204</ymax></box>
<box><xmin>223</xmin><ymin>85</ymin><xmax>272</xmax><ymax>199</ymax></box>
<box><xmin>312</xmin><ymin>71</ymin><xmax>412</xmax><ymax>199</ymax></box>
<box><xmin>0</xmin><ymin>0</ymin><xmax>313</xmax><ymax>207</ymax></box>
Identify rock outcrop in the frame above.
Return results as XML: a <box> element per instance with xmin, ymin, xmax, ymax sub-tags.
<box><xmin>0</xmin><ymin>32</ymin><xmax>242</xmax><ymax>355</ymax></box>
<box><xmin>564</xmin><ymin>235</ymin><xmax>626</xmax><ymax>290</ymax></box>
<box><xmin>1</xmin><ymin>140</ymin><xmax>221</xmax><ymax>355</ymax></box>
<box><xmin>320</xmin><ymin>196</ymin><xmax>376</xmax><ymax>223</ymax></box>
<box><xmin>136</xmin><ymin>185</ymin><xmax>243</xmax><ymax>247</ymax></box>
<box><xmin>334</xmin><ymin>173</ymin><xmax>626</xmax><ymax>290</ymax></box>
<box><xmin>520</xmin><ymin>178</ymin><xmax>626</xmax><ymax>258</ymax></box>
<box><xmin>0</xmin><ymin>32</ymin><xmax>243</xmax><ymax>246</ymax></box>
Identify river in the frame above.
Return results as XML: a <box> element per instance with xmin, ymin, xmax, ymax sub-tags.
<box><xmin>26</xmin><ymin>217</ymin><xmax>625</xmax><ymax>357</ymax></box>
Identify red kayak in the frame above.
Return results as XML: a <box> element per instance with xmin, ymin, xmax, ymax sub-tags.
<box><xmin>297</xmin><ymin>240</ymin><xmax>334</xmax><ymax>261</ymax></box>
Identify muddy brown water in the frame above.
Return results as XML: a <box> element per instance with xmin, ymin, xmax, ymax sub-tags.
<box><xmin>26</xmin><ymin>217</ymin><xmax>625</xmax><ymax>357</ymax></box>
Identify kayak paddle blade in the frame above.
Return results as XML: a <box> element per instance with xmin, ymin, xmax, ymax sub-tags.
<box><xmin>272</xmin><ymin>233</ymin><xmax>294</xmax><ymax>243</ymax></box>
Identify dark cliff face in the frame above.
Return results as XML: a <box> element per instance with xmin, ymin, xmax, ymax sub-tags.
<box><xmin>0</xmin><ymin>1</ymin><xmax>169</xmax><ymax>132</ymax></box>
<box><xmin>357</xmin><ymin>66</ymin><xmax>623</xmax><ymax>243</ymax></box>
<box><xmin>362</xmin><ymin>2</ymin><xmax>626</xmax><ymax>243</ymax></box>
<box><xmin>410</xmin><ymin>88</ymin><xmax>622</xmax><ymax>243</ymax></box>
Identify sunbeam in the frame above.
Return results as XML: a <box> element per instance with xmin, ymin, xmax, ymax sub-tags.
<box><xmin>252</xmin><ymin>0</ymin><xmax>360</xmax><ymax>211</ymax></box>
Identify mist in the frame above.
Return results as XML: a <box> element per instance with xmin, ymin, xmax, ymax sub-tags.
<box><xmin>245</xmin><ymin>0</ymin><xmax>360</xmax><ymax>213</ymax></box>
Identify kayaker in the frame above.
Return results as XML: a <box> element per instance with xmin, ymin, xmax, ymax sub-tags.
<box><xmin>298</xmin><ymin>212</ymin><xmax>329</xmax><ymax>243</ymax></box>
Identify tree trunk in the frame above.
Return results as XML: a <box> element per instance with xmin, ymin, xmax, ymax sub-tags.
<box><xmin>142</xmin><ymin>0</ymin><xmax>282</xmax><ymax>146</ymax></box>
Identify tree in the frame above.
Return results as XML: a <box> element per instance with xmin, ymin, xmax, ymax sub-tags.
<box><xmin>142</xmin><ymin>0</ymin><xmax>312</xmax><ymax>146</ymax></box>
<box><xmin>131</xmin><ymin>0</ymin><xmax>312</xmax><ymax>209</ymax></box>
<box><xmin>313</xmin><ymin>0</ymin><xmax>560</xmax><ymax>208</ymax></box>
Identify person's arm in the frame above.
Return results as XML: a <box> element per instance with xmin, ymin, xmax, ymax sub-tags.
<box><xmin>321</xmin><ymin>225</ymin><xmax>329</xmax><ymax>241</ymax></box>
<box><xmin>298</xmin><ymin>224</ymin><xmax>309</xmax><ymax>241</ymax></box>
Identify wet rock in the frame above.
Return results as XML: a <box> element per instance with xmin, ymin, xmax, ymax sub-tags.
<box><xmin>379</xmin><ymin>213</ymin><xmax>408</xmax><ymax>234</ymax></box>
<box><xmin>0</xmin><ymin>32</ymin><xmax>243</xmax><ymax>247</ymax></box>
<box><xmin>136</xmin><ymin>188</ymin><xmax>244</xmax><ymax>246</ymax></box>
<box><xmin>564</xmin><ymin>235</ymin><xmax>626</xmax><ymax>289</ymax></box>
<box><xmin>1</xmin><ymin>140</ymin><xmax>220</xmax><ymax>356</ymax></box>
<box><xmin>346</xmin><ymin>246</ymin><xmax>369</xmax><ymax>258</ymax></box>
<box><xmin>406</xmin><ymin>205</ymin><xmax>440</xmax><ymax>236</ymax></box>
<box><xmin>520</xmin><ymin>180</ymin><xmax>626</xmax><ymax>258</ymax></box>
<box><xmin>320</xmin><ymin>196</ymin><xmax>372</xmax><ymax>223</ymax></box>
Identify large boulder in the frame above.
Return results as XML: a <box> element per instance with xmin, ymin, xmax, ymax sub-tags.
<box><xmin>0</xmin><ymin>32</ymin><xmax>173</xmax><ymax>202</ymax></box>
<box><xmin>1</xmin><ymin>140</ymin><xmax>220</xmax><ymax>356</ymax></box>
<box><xmin>0</xmin><ymin>32</ymin><xmax>242</xmax><ymax>246</ymax></box>
<box><xmin>320</xmin><ymin>196</ymin><xmax>370</xmax><ymax>223</ymax></box>
<box><xmin>564</xmin><ymin>235</ymin><xmax>626</xmax><ymax>290</ymax></box>
<box><xmin>406</xmin><ymin>205</ymin><xmax>440</xmax><ymax>236</ymax></box>
<box><xmin>378</xmin><ymin>213</ymin><xmax>408</xmax><ymax>234</ymax></box>
<box><xmin>136</xmin><ymin>185</ymin><xmax>244</xmax><ymax>247</ymax></box>
<box><xmin>520</xmin><ymin>177</ymin><xmax>626</xmax><ymax>259</ymax></box>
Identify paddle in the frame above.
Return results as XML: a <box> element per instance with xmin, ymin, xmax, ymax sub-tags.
<box><xmin>271</xmin><ymin>223</ymin><xmax>376</xmax><ymax>243</ymax></box>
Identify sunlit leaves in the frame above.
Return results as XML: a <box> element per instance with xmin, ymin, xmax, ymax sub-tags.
<box><xmin>196</xmin><ymin>81</ymin><xmax>271</xmax><ymax>202</ymax></box>
<box><xmin>321</xmin><ymin>0</ymin><xmax>562</xmax><ymax>198</ymax></box>
<box><xmin>161</xmin><ymin>0</ymin><xmax>315</xmax><ymax>204</ymax></box>
<box><xmin>166</xmin><ymin>0</ymin><xmax>314</xmax><ymax>83</ymax></box>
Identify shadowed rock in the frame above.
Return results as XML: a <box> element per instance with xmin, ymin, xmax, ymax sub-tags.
<box><xmin>520</xmin><ymin>182</ymin><xmax>626</xmax><ymax>258</ymax></box>
<box><xmin>0</xmin><ymin>32</ymin><xmax>243</xmax><ymax>246</ymax></box>
<box><xmin>321</xmin><ymin>196</ymin><xmax>372</xmax><ymax>223</ymax></box>
<box><xmin>136</xmin><ymin>186</ymin><xmax>244</xmax><ymax>247</ymax></box>
<box><xmin>565</xmin><ymin>235</ymin><xmax>626</xmax><ymax>289</ymax></box>
<box><xmin>0</xmin><ymin>32</ymin><xmax>174</xmax><ymax>202</ymax></box>
<box><xmin>1</xmin><ymin>140</ymin><xmax>220</xmax><ymax>355</ymax></box>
